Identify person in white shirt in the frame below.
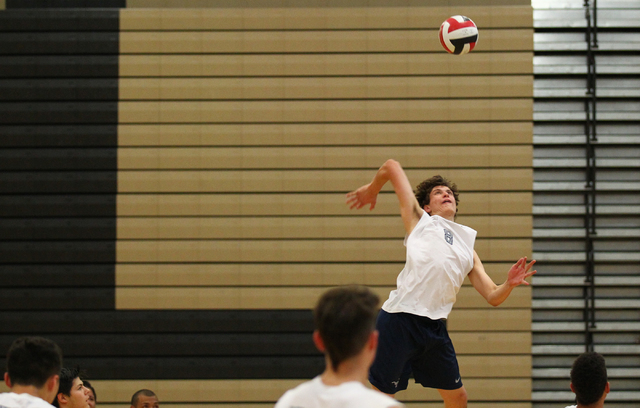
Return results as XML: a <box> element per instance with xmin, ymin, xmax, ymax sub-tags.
<box><xmin>274</xmin><ymin>285</ymin><xmax>403</xmax><ymax>408</ymax></box>
<box><xmin>0</xmin><ymin>336</ymin><xmax>63</xmax><ymax>408</ymax></box>
<box><xmin>565</xmin><ymin>352</ymin><xmax>609</xmax><ymax>408</ymax></box>
<box><xmin>346</xmin><ymin>159</ymin><xmax>536</xmax><ymax>408</ymax></box>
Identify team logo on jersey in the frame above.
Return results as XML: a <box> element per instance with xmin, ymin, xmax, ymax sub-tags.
<box><xmin>444</xmin><ymin>228</ymin><xmax>454</xmax><ymax>245</ymax></box>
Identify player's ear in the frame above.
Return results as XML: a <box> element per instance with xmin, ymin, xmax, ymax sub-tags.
<box><xmin>47</xmin><ymin>375</ymin><xmax>59</xmax><ymax>393</ymax></box>
<box><xmin>58</xmin><ymin>392</ymin><xmax>69</xmax><ymax>405</ymax></box>
<box><xmin>4</xmin><ymin>372</ymin><xmax>12</xmax><ymax>388</ymax></box>
<box><xmin>368</xmin><ymin>330</ymin><xmax>379</xmax><ymax>351</ymax></box>
<box><xmin>312</xmin><ymin>331</ymin><xmax>325</xmax><ymax>352</ymax></box>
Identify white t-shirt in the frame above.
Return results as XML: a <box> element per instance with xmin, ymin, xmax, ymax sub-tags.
<box><xmin>274</xmin><ymin>376</ymin><xmax>402</xmax><ymax>408</ymax></box>
<box><xmin>382</xmin><ymin>211</ymin><xmax>476</xmax><ymax>320</ymax></box>
<box><xmin>0</xmin><ymin>392</ymin><xmax>55</xmax><ymax>408</ymax></box>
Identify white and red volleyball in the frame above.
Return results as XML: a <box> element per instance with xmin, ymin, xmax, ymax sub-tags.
<box><xmin>439</xmin><ymin>15</ymin><xmax>479</xmax><ymax>55</ymax></box>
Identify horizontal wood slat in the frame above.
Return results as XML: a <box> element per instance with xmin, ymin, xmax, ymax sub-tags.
<box><xmin>117</xmin><ymin>122</ymin><xmax>533</xmax><ymax>146</ymax></box>
<box><xmin>115</xmin><ymin>285</ymin><xmax>531</xmax><ymax>310</ymax></box>
<box><xmin>118</xmin><ymin>29</ymin><xmax>532</xmax><ymax>54</ymax></box>
<box><xmin>119</xmin><ymin>53</ymin><xmax>534</xmax><ymax>77</ymax></box>
<box><xmin>116</xmin><ymin>192</ymin><xmax>533</xmax><ymax>216</ymax></box>
<box><xmin>41</xmin><ymin>378</ymin><xmax>530</xmax><ymax>403</ymax></box>
<box><xmin>117</xmin><ymin>146</ymin><xmax>532</xmax><ymax>170</ymax></box>
<box><xmin>119</xmin><ymin>76</ymin><xmax>533</xmax><ymax>100</ymax></box>
<box><xmin>115</xmin><ymin>215</ymin><xmax>531</xmax><ymax>239</ymax></box>
<box><xmin>118</xmin><ymin>99</ymin><xmax>532</xmax><ymax>123</ymax></box>
<box><xmin>115</xmin><ymin>238</ymin><xmax>531</xmax><ymax>263</ymax></box>
<box><xmin>120</xmin><ymin>6</ymin><xmax>533</xmax><ymax>30</ymax></box>
<box><xmin>117</xmin><ymin>169</ymin><xmax>534</xmax><ymax>192</ymax></box>
<box><xmin>115</xmin><ymin>262</ymin><xmax>516</xmax><ymax>287</ymax></box>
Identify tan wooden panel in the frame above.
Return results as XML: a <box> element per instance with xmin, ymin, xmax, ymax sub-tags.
<box><xmin>117</xmin><ymin>122</ymin><xmax>533</xmax><ymax>146</ymax></box>
<box><xmin>460</xmin><ymin>355</ymin><xmax>531</xmax><ymax>377</ymax></box>
<box><xmin>116</xmin><ymin>192</ymin><xmax>533</xmax><ymax>216</ymax></box>
<box><xmin>120</xmin><ymin>6</ymin><xmax>532</xmax><ymax>30</ymax></box>
<box><xmin>115</xmin><ymin>285</ymin><xmax>530</xmax><ymax>310</ymax></box>
<box><xmin>448</xmin><ymin>308</ymin><xmax>531</xmax><ymax>331</ymax></box>
<box><xmin>79</xmin><ymin>378</ymin><xmax>530</xmax><ymax>403</ymax></box>
<box><xmin>115</xmin><ymin>262</ymin><xmax>515</xmax><ymax>287</ymax></box>
<box><xmin>116</xmin><ymin>215</ymin><xmax>531</xmax><ymax>240</ymax></box>
<box><xmin>119</xmin><ymin>29</ymin><xmax>532</xmax><ymax>54</ymax></box>
<box><xmin>118</xmin><ymin>53</ymin><xmax>533</xmax><ymax>77</ymax></box>
<box><xmin>118</xmin><ymin>99</ymin><xmax>532</xmax><ymax>123</ymax></box>
<box><xmin>474</xmin><ymin>238</ymin><xmax>532</xmax><ymax>261</ymax></box>
<box><xmin>117</xmin><ymin>169</ymin><xmax>533</xmax><ymax>193</ymax></box>
<box><xmin>119</xmin><ymin>75</ymin><xmax>533</xmax><ymax>100</ymax></box>
<box><xmin>116</xmin><ymin>238</ymin><xmax>531</xmax><ymax>263</ymax></box>
<box><xmin>117</xmin><ymin>146</ymin><xmax>532</xmax><ymax>170</ymax></box>
<box><xmin>450</xmin><ymin>331</ymin><xmax>531</xmax><ymax>354</ymax></box>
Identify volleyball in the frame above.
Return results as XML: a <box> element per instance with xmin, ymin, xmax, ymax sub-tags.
<box><xmin>439</xmin><ymin>15</ymin><xmax>479</xmax><ymax>55</ymax></box>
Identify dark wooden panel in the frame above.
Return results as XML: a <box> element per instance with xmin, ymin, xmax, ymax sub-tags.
<box><xmin>0</xmin><ymin>356</ymin><xmax>325</xmax><ymax>380</ymax></box>
<box><xmin>0</xmin><ymin>288</ymin><xmax>114</xmax><ymax>310</ymax></box>
<box><xmin>0</xmin><ymin>171</ymin><xmax>117</xmax><ymax>193</ymax></box>
<box><xmin>0</xmin><ymin>102</ymin><xmax>118</xmax><ymax>124</ymax></box>
<box><xmin>0</xmin><ymin>241</ymin><xmax>116</xmax><ymax>263</ymax></box>
<box><xmin>0</xmin><ymin>310</ymin><xmax>315</xmax><ymax>334</ymax></box>
<box><xmin>0</xmin><ymin>33</ymin><xmax>119</xmax><ymax>55</ymax></box>
<box><xmin>0</xmin><ymin>126</ymin><xmax>117</xmax><ymax>147</ymax></box>
<box><xmin>0</xmin><ymin>195</ymin><xmax>116</xmax><ymax>216</ymax></box>
<box><xmin>0</xmin><ymin>9</ymin><xmax>119</xmax><ymax>30</ymax></box>
<box><xmin>0</xmin><ymin>264</ymin><xmax>114</xmax><ymax>287</ymax></box>
<box><xmin>0</xmin><ymin>148</ymin><xmax>117</xmax><ymax>170</ymax></box>
<box><xmin>1</xmin><ymin>218</ymin><xmax>116</xmax><ymax>240</ymax></box>
<box><xmin>0</xmin><ymin>79</ymin><xmax>118</xmax><ymax>101</ymax></box>
<box><xmin>0</xmin><ymin>56</ymin><xmax>118</xmax><ymax>78</ymax></box>
<box><xmin>5</xmin><ymin>0</ymin><xmax>125</xmax><ymax>8</ymax></box>
<box><xmin>0</xmin><ymin>334</ymin><xmax>318</xmax><ymax>357</ymax></box>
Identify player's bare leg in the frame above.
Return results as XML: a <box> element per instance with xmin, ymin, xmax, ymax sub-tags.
<box><xmin>438</xmin><ymin>386</ymin><xmax>467</xmax><ymax>408</ymax></box>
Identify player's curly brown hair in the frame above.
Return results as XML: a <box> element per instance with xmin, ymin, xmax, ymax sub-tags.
<box><xmin>414</xmin><ymin>175</ymin><xmax>459</xmax><ymax>214</ymax></box>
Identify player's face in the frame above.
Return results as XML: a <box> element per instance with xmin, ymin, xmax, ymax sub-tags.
<box><xmin>425</xmin><ymin>185</ymin><xmax>456</xmax><ymax>219</ymax></box>
<box><xmin>135</xmin><ymin>395</ymin><xmax>160</xmax><ymax>408</ymax></box>
<box><xmin>67</xmin><ymin>378</ymin><xmax>90</xmax><ymax>408</ymax></box>
<box><xmin>87</xmin><ymin>389</ymin><xmax>96</xmax><ymax>408</ymax></box>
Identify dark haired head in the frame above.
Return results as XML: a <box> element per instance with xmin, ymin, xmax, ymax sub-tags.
<box><xmin>313</xmin><ymin>285</ymin><xmax>380</xmax><ymax>371</ymax></box>
<box><xmin>6</xmin><ymin>337</ymin><xmax>62</xmax><ymax>388</ymax></box>
<box><xmin>571</xmin><ymin>352</ymin><xmax>608</xmax><ymax>406</ymax></box>
<box><xmin>414</xmin><ymin>175</ymin><xmax>459</xmax><ymax>215</ymax></box>
<box><xmin>131</xmin><ymin>389</ymin><xmax>157</xmax><ymax>407</ymax></box>
<box><xmin>52</xmin><ymin>367</ymin><xmax>83</xmax><ymax>408</ymax></box>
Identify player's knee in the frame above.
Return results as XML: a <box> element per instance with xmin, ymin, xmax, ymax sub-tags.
<box><xmin>443</xmin><ymin>387</ymin><xmax>467</xmax><ymax>408</ymax></box>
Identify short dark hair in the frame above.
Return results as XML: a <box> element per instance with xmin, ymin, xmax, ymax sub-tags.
<box><xmin>414</xmin><ymin>175</ymin><xmax>460</xmax><ymax>214</ymax></box>
<box><xmin>131</xmin><ymin>389</ymin><xmax>157</xmax><ymax>406</ymax></box>
<box><xmin>53</xmin><ymin>367</ymin><xmax>83</xmax><ymax>408</ymax></box>
<box><xmin>313</xmin><ymin>285</ymin><xmax>380</xmax><ymax>371</ymax></box>
<box><xmin>571</xmin><ymin>352</ymin><xmax>608</xmax><ymax>406</ymax></box>
<box><xmin>83</xmin><ymin>380</ymin><xmax>96</xmax><ymax>402</ymax></box>
<box><xmin>6</xmin><ymin>337</ymin><xmax>62</xmax><ymax>388</ymax></box>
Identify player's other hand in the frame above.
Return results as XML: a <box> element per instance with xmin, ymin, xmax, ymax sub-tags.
<box><xmin>346</xmin><ymin>183</ymin><xmax>378</xmax><ymax>210</ymax></box>
<box><xmin>507</xmin><ymin>257</ymin><xmax>537</xmax><ymax>287</ymax></box>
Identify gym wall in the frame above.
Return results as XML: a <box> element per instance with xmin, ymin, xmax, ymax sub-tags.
<box><xmin>0</xmin><ymin>1</ymin><xmax>533</xmax><ymax>407</ymax></box>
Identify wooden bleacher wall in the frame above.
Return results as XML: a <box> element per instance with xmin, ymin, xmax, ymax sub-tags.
<box><xmin>0</xmin><ymin>0</ymin><xmax>533</xmax><ymax>407</ymax></box>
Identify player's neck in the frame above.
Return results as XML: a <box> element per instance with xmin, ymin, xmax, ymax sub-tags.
<box><xmin>9</xmin><ymin>385</ymin><xmax>44</xmax><ymax>400</ymax></box>
<box><xmin>320</xmin><ymin>355</ymin><xmax>369</xmax><ymax>387</ymax></box>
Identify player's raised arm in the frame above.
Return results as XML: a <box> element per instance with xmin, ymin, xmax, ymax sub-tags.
<box><xmin>468</xmin><ymin>252</ymin><xmax>537</xmax><ymax>307</ymax></box>
<box><xmin>346</xmin><ymin>159</ymin><xmax>422</xmax><ymax>235</ymax></box>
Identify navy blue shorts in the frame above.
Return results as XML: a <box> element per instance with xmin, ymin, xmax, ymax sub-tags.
<box><xmin>369</xmin><ymin>310</ymin><xmax>462</xmax><ymax>394</ymax></box>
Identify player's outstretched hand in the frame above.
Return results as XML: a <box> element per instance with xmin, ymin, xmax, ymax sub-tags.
<box><xmin>346</xmin><ymin>183</ymin><xmax>378</xmax><ymax>211</ymax></box>
<box><xmin>507</xmin><ymin>257</ymin><xmax>537</xmax><ymax>287</ymax></box>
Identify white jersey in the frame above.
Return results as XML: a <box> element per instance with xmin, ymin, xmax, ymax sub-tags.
<box><xmin>0</xmin><ymin>393</ymin><xmax>55</xmax><ymax>408</ymax></box>
<box><xmin>274</xmin><ymin>376</ymin><xmax>402</xmax><ymax>408</ymax></box>
<box><xmin>382</xmin><ymin>211</ymin><xmax>476</xmax><ymax>320</ymax></box>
